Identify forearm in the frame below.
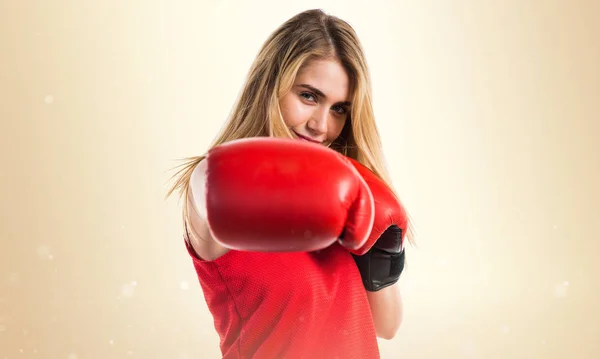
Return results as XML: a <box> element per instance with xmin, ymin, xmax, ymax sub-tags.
<box><xmin>367</xmin><ymin>282</ymin><xmax>403</xmax><ymax>340</ymax></box>
<box><xmin>352</xmin><ymin>231</ymin><xmax>406</xmax><ymax>340</ymax></box>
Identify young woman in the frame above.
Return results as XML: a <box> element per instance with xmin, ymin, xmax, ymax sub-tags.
<box><xmin>167</xmin><ymin>9</ymin><xmax>414</xmax><ymax>359</ymax></box>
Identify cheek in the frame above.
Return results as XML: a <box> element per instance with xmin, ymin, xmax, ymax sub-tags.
<box><xmin>328</xmin><ymin>118</ymin><xmax>347</xmax><ymax>139</ymax></box>
<box><xmin>280</xmin><ymin>96</ymin><xmax>310</xmax><ymax>127</ymax></box>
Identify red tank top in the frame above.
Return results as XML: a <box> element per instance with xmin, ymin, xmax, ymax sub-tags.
<box><xmin>184</xmin><ymin>238</ymin><xmax>380</xmax><ymax>359</ymax></box>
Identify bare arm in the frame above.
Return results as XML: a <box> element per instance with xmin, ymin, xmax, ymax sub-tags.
<box><xmin>367</xmin><ymin>283</ymin><xmax>403</xmax><ymax>340</ymax></box>
<box><xmin>185</xmin><ymin>161</ymin><xmax>229</xmax><ymax>261</ymax></box>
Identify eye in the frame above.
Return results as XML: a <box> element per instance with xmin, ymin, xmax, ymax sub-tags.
<box><xmin>332</xmin><ymin>105</ymin><xmax>348</xmax><ymax>115</ymax></box>
<box><xmin>300</xmin><ymin>92</ymin><xmax>317</xmax><ymax>102</ymax></box>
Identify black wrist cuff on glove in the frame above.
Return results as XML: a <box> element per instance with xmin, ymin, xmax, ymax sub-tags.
<box><xmin>352</xmin><ymin>226</ymin><xmax>405</xmax><ymax>292</ymax></box>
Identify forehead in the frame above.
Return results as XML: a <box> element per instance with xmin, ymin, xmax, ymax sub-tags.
<box><xmin>295</xmin><ymin>59</ymin><xmax>351</xmax><ymax>101</ymax></box>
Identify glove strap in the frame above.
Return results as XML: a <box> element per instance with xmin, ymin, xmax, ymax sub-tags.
<box><xmin>352</xmin><ymin>227</ymin><xmax>406</xmax><ymax>292</ymax></box>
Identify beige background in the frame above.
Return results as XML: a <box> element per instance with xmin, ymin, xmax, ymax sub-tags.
<box><xmin>1</xmin><ymin>0</ymin><xmax>599</xmax><ymax>358</ymax></box>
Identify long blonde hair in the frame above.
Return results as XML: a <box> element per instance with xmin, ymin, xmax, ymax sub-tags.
<box><xmin>166</xmin><ymin>9</ymin><xmax>415</xmax><ymax>244</ymax></box>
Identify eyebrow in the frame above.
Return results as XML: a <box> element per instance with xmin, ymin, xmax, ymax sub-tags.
<box><xmin>298</xmin><ymin>84</ymin><xmax>351</xmax><ymax>107</ymax></box>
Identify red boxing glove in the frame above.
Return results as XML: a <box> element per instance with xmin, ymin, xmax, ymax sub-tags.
<box><xmin>190</xmin><ymin>137</ymin><xmax>375</xmax><ymax>253</ymax></box>
<box><xmin>345</xmin><ymin>158</ymin><xmax>408</xmax><ymax>256</ymax></box>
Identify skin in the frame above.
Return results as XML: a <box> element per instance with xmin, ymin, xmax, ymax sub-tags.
<box><xmin>279</xmin><ymin>58</ymin><xmax>350</xmax><ymax>146</ymax></box>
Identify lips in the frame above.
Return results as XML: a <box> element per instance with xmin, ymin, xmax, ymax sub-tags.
<box><xmin>292</xmin><ymin>131</ymin><xmax>321</xmax><ymax>144</ymax></box>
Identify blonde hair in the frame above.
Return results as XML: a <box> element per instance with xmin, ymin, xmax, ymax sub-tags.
<box><xmin>166</xmin><ymin>9</ymin><xmax>415</xmax><ymax>244</ymax></box>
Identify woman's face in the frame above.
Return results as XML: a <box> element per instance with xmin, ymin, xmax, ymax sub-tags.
<box><xmin>279</xmin><ymin>58</ymin><xmax>352</xmax><ymax>147</ymax></box>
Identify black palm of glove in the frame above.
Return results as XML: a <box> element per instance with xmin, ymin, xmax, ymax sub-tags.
<box><xmin>352</xmin><ymin>225</ymin><xmax>405</xmax><ymax>292</ymax></box>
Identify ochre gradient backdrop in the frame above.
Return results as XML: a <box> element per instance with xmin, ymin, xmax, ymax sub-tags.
<box><xmin>1</xmin><ymin>1</ymin><xmax>599</xmax><ymax>358</ymax></box>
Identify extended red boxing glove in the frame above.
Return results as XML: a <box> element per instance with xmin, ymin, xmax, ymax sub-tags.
<box><xmin>346</xmin><ymin>158</ymin><xmax>408</xmax><ymax>256</ymax></box>
<box><xmin>189</xmin><ymin>137</ymin><xmax>375</xmax><ymax>253</ymax></box>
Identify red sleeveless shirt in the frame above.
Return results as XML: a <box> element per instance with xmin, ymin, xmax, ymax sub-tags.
<box><xmin>184</xmin><ymin>238</ymin><xmax>380</xmax><ymax>359</ymax></box>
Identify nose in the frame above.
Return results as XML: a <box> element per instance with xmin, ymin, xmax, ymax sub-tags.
<box><xmin>307</xmin><ymin>108</ymin><xmax>328</xmax><ymax>136</ymax></box>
